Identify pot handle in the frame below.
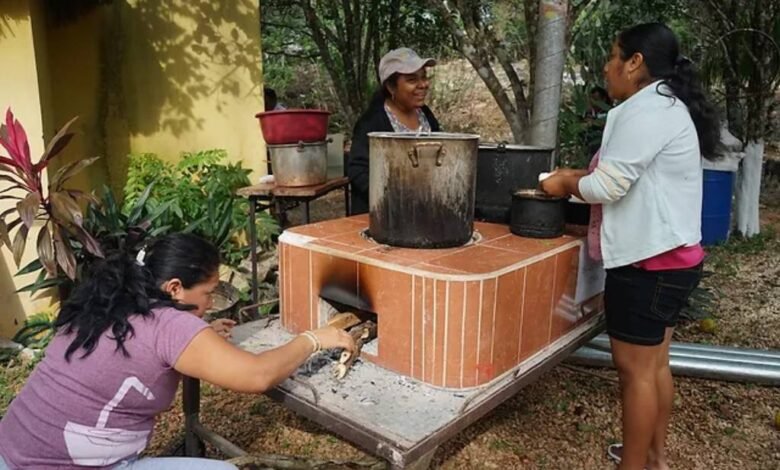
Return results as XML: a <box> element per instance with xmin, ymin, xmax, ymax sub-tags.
<box><xmin>407</xmin><ymin>142</ymin><xmax>446</xmax><ymax>168</ymax></box>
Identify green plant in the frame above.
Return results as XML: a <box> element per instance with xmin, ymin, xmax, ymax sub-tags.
<box><xmin>0</xmin><ymin>109</ymin><xmax>102</xmax><ymax>280</ymax></box>
<box><xmin>123</xmin><ymin>150</ymin><xmax>279</xmax><ymax>266</ymax></box>
<box><xmin>12</xmin><ymin>312</ymin><xmax>56</xmax><ymax>350</ymax></box>
<box><xmin>16</xmin><ymin>182</ymin><xmax>171</xmax><ymax>295</ymax></box>
<box><xmin>558</xmin><ymin>84</ymin><xmax>609</xmax><ymax>169</ymax></box>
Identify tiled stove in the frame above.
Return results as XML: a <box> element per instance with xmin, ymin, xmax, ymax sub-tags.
<box><xmin>279</xmin><ymin>214</ymin><xmax>603</xmax><ymax>390</ymax></box>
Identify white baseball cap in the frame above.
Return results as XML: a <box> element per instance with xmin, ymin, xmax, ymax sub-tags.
<box><xmin>378</xmin><ymin>48</ymin><xmax>436</xmax><ymax>84</ymax></box>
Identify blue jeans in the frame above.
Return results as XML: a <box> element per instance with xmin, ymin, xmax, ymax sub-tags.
<box><xmin>0</xmin><ymin>455</ymin><xmax>237</xmax><ymax>470</ymax></box>
<box><xmin>113</xmin><ymin>457</ymin><xmax>239</xmax><ymax>470</ymax></box>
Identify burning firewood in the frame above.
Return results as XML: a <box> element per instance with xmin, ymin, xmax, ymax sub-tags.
<box><xmin>334</xmin><ymin>321</ymin><xmax>377</xmax><ymax>380</ymax></box>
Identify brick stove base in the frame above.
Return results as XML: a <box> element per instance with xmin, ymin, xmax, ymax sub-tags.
<box><xmin>279</xmin><ymin>214</ymin><xmax>604</xmax><ymax>390</ymax></box>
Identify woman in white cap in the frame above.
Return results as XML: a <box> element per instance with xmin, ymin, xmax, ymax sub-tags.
<box><xmin>347</xmin><ymin>47</ymin><xmax>441</xmax><ymax>214</ymax></box>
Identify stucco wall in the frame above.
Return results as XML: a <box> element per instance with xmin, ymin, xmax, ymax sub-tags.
<box><xmin>47</xmin><ymin>0</ymin><xmax>266</xmax><ymax>195</ymax></box>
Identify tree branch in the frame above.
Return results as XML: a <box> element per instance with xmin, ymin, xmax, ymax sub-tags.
<box><xmin>430</xmin><ymin>0</ymin><xmax>526</xmax><ymax>142</ymax></box>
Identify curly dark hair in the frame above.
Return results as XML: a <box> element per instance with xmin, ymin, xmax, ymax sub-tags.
<box><xmin>55</xmin><ymin>233</ymin><xmax>220</xmax><ymax>361</ymax></box>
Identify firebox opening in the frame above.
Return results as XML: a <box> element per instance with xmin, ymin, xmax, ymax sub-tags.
<box><xmin>318</xmin><ymin>296</ymin><xmax>379</xmax><ymax>355</ymax></box>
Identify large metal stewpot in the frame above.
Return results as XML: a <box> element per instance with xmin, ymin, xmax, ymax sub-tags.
<box><xmin>368</xmin><ymin>132</ymin><xmax>480</xmax><ymax>248</ymax></box>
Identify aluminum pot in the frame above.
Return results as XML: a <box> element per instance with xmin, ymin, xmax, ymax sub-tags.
<box><xmin>269</xmin><ymin>141</ymin><xmax>327</xmax><ymax>187</ymax></box>
<box><xmin>510</xmin><ymin>189</ymin><xmax>566</xmax><ymax>238</ymax></box>
<box><xmin>368</xmin><ymin>132</ymin><xmax>479</xmax><ymax>248</ymax></box>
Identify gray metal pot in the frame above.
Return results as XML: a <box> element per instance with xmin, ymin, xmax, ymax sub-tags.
<box><xmin>269</xmin><ymin>141</ymin><xmax>327</xmax><ymax>187</ymax></box>
<box><xmin>368</xmin><ymin>132</ymin><xmax>480</xmax><ymax>248</ymax></box>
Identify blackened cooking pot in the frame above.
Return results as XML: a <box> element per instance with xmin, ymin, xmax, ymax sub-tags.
<box><xmin>510</xmin><ymin>190</ymin><xmax>566</xmax><ymax>238</ymax></box>
<box><xmin>475</xmin><ymin>143</ymin><xmax>555</xmax><ymax>222</ymax></box>
<box><xmin>368</xmin><ymin>132</ymin><xmax>479</xmax><ymax>248</ymax></box>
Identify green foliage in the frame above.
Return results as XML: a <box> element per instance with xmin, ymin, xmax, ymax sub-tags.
<box><xmin>558</xmin><ymin>84</ymin><xmax>610</xmax><ymax>169</ymax></box>
<box><xmin>14</xmin><ymin>181</ymin><xmax>171</xmax><ymax>294</ymax></box>
<box><xmin>569</xmin><ymin>0</ymin><xmax>689</xmax><ymax>85</ymax></box>
<box><xmin>12</xmin><ymin>313</ymin><xmax>55</xmax><ymax>350</ymax></box>
<box><xmin>123</xmin><ymin>150</ymin><xmax>279</xmax><ymax>266</ymax></box>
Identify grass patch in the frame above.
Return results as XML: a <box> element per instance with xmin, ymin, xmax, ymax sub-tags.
<box><xmin>0</xmin><ymin>362</ymin><xmax>35</xmax><ymax>418</ymax></box>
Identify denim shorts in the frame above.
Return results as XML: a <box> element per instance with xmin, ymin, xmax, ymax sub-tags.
<box><xmin>604</xmin><ymin>263</ymin><xmax>703</xmax><ymax>346</ymax></box>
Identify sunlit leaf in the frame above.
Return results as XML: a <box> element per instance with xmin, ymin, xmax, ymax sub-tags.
<box><xmin>52</xmin><ymin>225</ymin><xmax>76</xmax><ymax>279</ymax></box>
<box><xmin>15</xmin><ymin>257</ymin><xmax>42</xmax><ymax>276</ymax></box>
<box><xmin>0</xmin><ymin>218</ymin><xmax>11</xmax><ymax>248</ymax></box>
<box><xmin>11</xmin><ymin>223</ymin><xmax>29</xmax><ymax>266</ymax></box>
<box><xmin>49</xmin><ymin>156</ymin><xmax>100</xmax><ymax>191</ymax></box>
<box><xmin>40</xmin><ymin>116</ymin><xmax>78</xmax><ymax>164</ymax></box>
<box><xmin>36</xmin><ymin>223</ymin><xmax>57</xmax><ymax>275</ymax></box>
<box><xmin>50</xmin><ymin>191</ymin><xmax>84</xmax><ymax>227</ymax></box>
<box><xmin>16</xmin><ymin>192</ymin><xmax>41</xmax><ymax>229</ymax></box>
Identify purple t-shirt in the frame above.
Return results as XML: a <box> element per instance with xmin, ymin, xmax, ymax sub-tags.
<box><xmin>0</xmin><ymin>307</ymin><xmax>208</xmax><ymax>469</ymax></box>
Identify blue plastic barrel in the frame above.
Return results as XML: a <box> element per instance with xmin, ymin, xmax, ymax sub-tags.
<box><xmin>701</xmin><ymin>169</ymin><xmax>734</xmax><ymax>245</ymax></box>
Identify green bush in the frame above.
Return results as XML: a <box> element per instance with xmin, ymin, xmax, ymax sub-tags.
<box><xmin>123</xmin><ymin>150</ymin><xmax>279</xmax><ymax>266</ymax></box>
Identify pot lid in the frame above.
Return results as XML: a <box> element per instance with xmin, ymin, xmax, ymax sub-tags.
<box><xmin>513</xmin><ymin>189</ymin><xmax>565</xmax><ymax>201</ymax></box>
<box><xmin>479</xmin><ymin>141</ymin><xmax>554</xmax><ymax>152</ymax></box>
<box><xmin>368</xmin><ymin>131</ymin><xmax>480</xmax><ymax>140</ymax></box>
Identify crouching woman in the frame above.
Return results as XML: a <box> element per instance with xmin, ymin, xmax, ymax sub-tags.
<box><xmin>0</xmin><ymin>233</ymin><xmax>354</xmax><ymax>469</ymax></box>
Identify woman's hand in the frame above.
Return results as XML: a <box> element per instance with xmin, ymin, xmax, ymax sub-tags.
<box><xmin>210</xmin><ymin>318</ymin><xmax>236</xmax><ymax>339</ymax></box>
<box><xmin>540</xmin><ymin>174</ymin><xmax>569</xmax><ymax>197</ymax></box>
<box><xmin>311</xmin><ymin>326</ymin><xmax>356</xmax><ymax>352</ymax></box>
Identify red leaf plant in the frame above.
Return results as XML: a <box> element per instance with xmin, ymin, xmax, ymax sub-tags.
<box><xmin>0</xmin><ymin>108</ymin><xmax>102</xmax><ymax>280</ymax></box>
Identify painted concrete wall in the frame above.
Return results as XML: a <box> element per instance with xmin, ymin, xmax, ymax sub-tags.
<box><xmin>0</xmin><ymin>0</ymin><xmax>266</xmax><ymax>337</ymax></box>
<box><xmin>47</xmin><ymin>0</ymin><xmax>266</xmax><ymax>195</ymax></box>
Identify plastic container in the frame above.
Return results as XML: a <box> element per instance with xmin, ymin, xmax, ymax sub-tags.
<box><xmin>255</xmin><ymin>109</ymin><xmax>330</xmax><ymax>145</ymax></box>
<box><xmin>701</xmin><ymin>169</ymin><xmax>734</xmax><ymax>245</ymax></box>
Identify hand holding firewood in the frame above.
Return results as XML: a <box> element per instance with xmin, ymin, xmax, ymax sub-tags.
<box><xmin>306</xmin><ymin>325</ymin><xmax>357</xmax><ymax>353</ymax></box>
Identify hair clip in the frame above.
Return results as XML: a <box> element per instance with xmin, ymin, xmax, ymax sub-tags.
<box><xmin>135</xmin><ymin>248</ymin><xmax>147</xmax><ymax>266</ymax></box>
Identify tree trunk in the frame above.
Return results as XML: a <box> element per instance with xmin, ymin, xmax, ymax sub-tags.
<box><xmin>734</xmin><ymin>139</ymin><xmax>764</xmax><ymax>237</ymax></box>
<box><xmin>528</xmin><ymin>0</ymin><xmax>568</xmax><ymax>148</ymax></box>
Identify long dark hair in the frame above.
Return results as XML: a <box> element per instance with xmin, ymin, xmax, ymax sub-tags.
<box><xmin>617</xmin><ymin>23</ymin><xmax>720</xmax><ymax>159</ymax></box>
<box><xmin>55</xmin><ymin>233</ymin><xmax>220</xmax><ymax>361</ymax></box>
<box><xmin>367</xmin><ymin>73</ymin><xmax>400</xmax><ymax>110</ymax></box>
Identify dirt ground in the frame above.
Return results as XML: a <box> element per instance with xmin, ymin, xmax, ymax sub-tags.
<box><xmin>141</xmin><ymin>172</ymin><xmax>780</xmax><ymax>469</ymax></box>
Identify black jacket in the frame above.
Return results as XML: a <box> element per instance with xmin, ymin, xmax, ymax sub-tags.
<box><xmin>347</xmin><ymin>101</ymin><xmax>441</xmax><ymax>214</ymax></box>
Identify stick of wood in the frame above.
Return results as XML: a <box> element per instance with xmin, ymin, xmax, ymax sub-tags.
<box><xmin>334</xmin><ymin>321</ymin><xmax>377</xmax><ymax>380</ymax></box>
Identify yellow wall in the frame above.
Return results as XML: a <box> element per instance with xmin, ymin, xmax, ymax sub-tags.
<box><xmin>46</xmin><ymin>0</ymin><xmax>266</xmax><ymax>195</ymax></box>
<box><xmin>0</xmin><ymin>0</ymin><xmax>265</xmax><ymax>337</ymax></box>
<box><xmin>44</xmin><ymin>7</ymin><xmax>111</xmax><ymax>195</ymax></box>
<box><xmin>106</xmin><ymin>0</ymin><xmax>266</xmax><ymax>178</ymax></box>
<box><xmin>0</xmin><ymin>0</ymin><xmax>58</xmax><ymax>337</ymax></box>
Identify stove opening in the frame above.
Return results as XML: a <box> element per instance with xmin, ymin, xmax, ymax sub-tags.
<box><xmin>318</xmin><ymin>294</ymin><xmax>379</xmax><ymax>355</ymax></box>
